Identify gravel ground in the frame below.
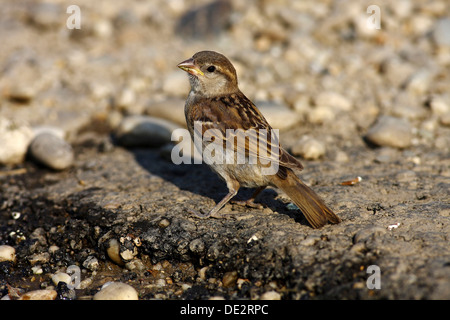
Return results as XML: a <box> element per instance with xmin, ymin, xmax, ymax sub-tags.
<box><xmin>0</xmin><ymin>0</ymin><xmax>449</xmax><ymax>300</ymax></box>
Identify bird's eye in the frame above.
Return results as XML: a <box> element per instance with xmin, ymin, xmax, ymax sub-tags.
<box><xmin>207</xmin><ymin>66</ymin><xmax>216</xmax><ymax>73</ymax></box>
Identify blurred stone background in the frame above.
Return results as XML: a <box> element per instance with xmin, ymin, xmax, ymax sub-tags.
<box><xmin>0</xmin><ymin>0</ymin><xmax>449</xmax><ymax>167</ymax></box>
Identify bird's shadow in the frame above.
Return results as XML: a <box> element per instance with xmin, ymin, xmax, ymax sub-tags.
<box><xmin>130</xmin><ymin>147</ymin><xmax>305</xmax><ymax>223</ymax></box>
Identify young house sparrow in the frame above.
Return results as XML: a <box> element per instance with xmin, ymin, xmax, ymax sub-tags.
<box><xmin>177</xmin><ymin>50</ymin><xmax>341</xmax><ymax>228</ymax></box>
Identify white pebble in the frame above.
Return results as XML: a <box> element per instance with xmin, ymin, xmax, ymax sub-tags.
<box><xmin>0</xmin><ymin>245</ymin><xmax>16</xmax><ymax>262</ymax></box>
<box><xmin>145</xmin><ymin>98</ymin><xmax>186</xmax><ymax>126</ymax></box>
<box><xmin>52</xmin><ymin>272</ymin><xmax>72</xmax><ymax>286</ymax></box>
<box><xmin>260</xmin><ymin>290</ymin><xmax>281</xmax><ymax>300</ymax></box>
<box><xmin>314</xmin><ymin>91</ymin><xmax>352</xmax><ymax>111</ymax></box>
<box><xmin>0</xmin><ymin>117</ymin><xmax>33</xmax><ymax>165</ymax></box>
<box><xmin>365</xmin><ymin>115</ymin><xmax>413</xmax><ymax>149</ymax></box>
<box><xmin>291</xmin><ymin>136</ymin><xmax>326</xmax><ymax>160</ymax></box>
<box><xmin>257</xmin><ymin>101</ymin><xmax>301</xmax><ymax>129</ymax></box>
<box><xmin>82</xmin><ymin>256</ymin><xmax>100</xmax><ymax>271</ymax></box>
<box><xmin>162</xmin><ymin>71</ymin><xmax>190</xmax><ymax>97</ymax></box>
<box><xmin>93</xmin><ymin>282</ymin><xmax>139</xmax><ymax>300</ymax></box>
<box><xmin>32</xmin><ymin>266</ymin><xmax>43</xmax><ymax>274</ymax></box>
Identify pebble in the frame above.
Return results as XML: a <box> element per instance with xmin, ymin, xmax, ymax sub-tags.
<box><xmin>0</xmin><ymin>245</ymin><xmax>16</xmax><ymax>262</ymax></box>
<box><xmin>291</xmin><ymin>136</ymin><xmax>326</xmax><ymax>160</ymax></box>
<box><xmin>31</xmin><ymin>266</ymin><xmax>43</xmax><ymax>274</ymax></box>
<box><xmin>82</xmin><ymin>256</ymin><xmax>100</xmax><ymax>271</ymax></box>
<box><xmin>374</xmin><ymin>147</ymin><xmax>399</xmax><ymax>163</ymax></box>
<box><xmin>106</xmin><ymin>238</ymin><xmax>123</xmax><ymax>266</ymax></box>
<box><xmin>28</xmin><ymin>252</ymin><xmax>50</xmax><ymax>265</ymax></box>
<box><xmin>29</xmin><ymin>132</ymin><xmax>74</xmax><ymax>170</ymax></box>
<box><xmin>115</xmin><ymin>115</ymin><xmax>180</xmax><ymax>148</ymax></box>
<box><xmin>260</xmin><ymin>290</ymin><xmax>281</xmax><ymax>300</ymax></box>
<box><xmin>125</xmin><ymin>259</ymin><xmax>147</xmax><ymax>272</ymax></box>
<box><xmin>175</xmin><ymin>0</ymin><xmax>232</xmax><ymax>39</ymax></box>
<box><xmin>31</xmin><ymin>125</ymin><xmax>65</xmax><ymax>140</ymax></box>
<box><xmin>365</xmin><ymin>115</ymin><xmax>413</xmax><ymax>149</ymax></box>
<box><xmin>145</xmin><ymin>98</ymin><xmax>186</xmax><ymax>126</ymax></box>
<box><xmin>93</xmin><ymin>282</ymin><xmax>139</xmax><ymax>300</ymax></box>
<box><xmin>26</xmin><ymin>2</ymin><xmax>62</xmax><ymax>29</ymax></box>
<box><xmin>222</xmin><ymin>271</ymin><xmax>238</xmax><ymax>288</ymax></box>
<box><xmin>18</xmin><ymin>289</ymin><xmax>57</xmax><ymax>300</ymax></box>
<box><xmin>0</xmin><ymin>117</ymin><xmax>34</xmax><ymax>165</ymax></box>
<box><xmin>257</xmin><ymin>101</ymin><xmax>301</xmax><ymax>129</ymax></box>
<box><xmin>0</xmin><ymin>59</ymin><xmax>46</xmax><ymax>102</ymax></box>
<box><xmin>428</xmin><ymin>95</ymin><xmax>450</xmax><ymax>116</ymax></box>
<box><xmin>51</xmin><ymin>272</ymin><xmax>72</xmax><ymax>286</ymax></box>
<box><xmin>189</xmin><ymin>238</ymin><xmax>206</xmax><ymax>255</ymax></box>
<box><xmin>308</xmin><ymin>105</ymin><xmax>336</xmax><ymax>124</ymax></box>
<box><xmin>432</xmin><ymin>17</ymin><xmax>450</xmax><ymax>47</ymax></box>
<box><xmin>314</xmin><ymin>91</ymin><xmax>352</xmax><ymax>111</ymax></box>
<box><xmin>162</xmin><ymin>71</ymin><xmax>191</xmax><ymax>97</ymax></box>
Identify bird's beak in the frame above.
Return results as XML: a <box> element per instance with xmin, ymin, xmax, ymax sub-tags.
<box><xmin>177</xmin><ymin>58</ymin><xmax>204</xmax><ymax>76</ymax></box>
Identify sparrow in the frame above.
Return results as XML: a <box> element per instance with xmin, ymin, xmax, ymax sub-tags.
<box><xmin>177</xmin><ymin>50</ymin><xmax>341</xmax><ymax>228</ymax></box>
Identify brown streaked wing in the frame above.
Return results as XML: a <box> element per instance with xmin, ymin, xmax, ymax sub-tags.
<box><xmin>190</xmin><ymin>92</ymin><xmax>303</xmax><ymax>172</ymax></box>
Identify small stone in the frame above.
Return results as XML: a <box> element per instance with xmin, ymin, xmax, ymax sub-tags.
<box><xmin>189</xmin><ymin>238</ymin><xmax>205</xmax><ymax>255</ymax></box>
<box><xmin>260</xmin><ymin>290</ymin><xmax>281</xmax><ymax>300</ymax></box>
<box><xmin>222</xmin><ymin>271</ymin><xmax>238</xmax><ymax>288</ymax></box>
<box><xmin>31</xmin><ymin>266</ymin><xmax>43</xmax><ymax>274</ymax></box>
<box><xmin>31</xmin><ymin>126</ymin><xmax>65</xmax><ymax>140</ymax></box>
<box><xmin>125</xmin><ymin>259</ymin><xmax>147</xmax><ymax>272</ymax></box>
<box><xmin>257</xmin><ymin>101</ymin><xmax>301</xmax><ymax>129</ymax></box>
<box><xmin>314</xmin><ymin>91</ymin><xmax>352</xmax><ymax>111</ymax></box>
<box><xmin>48</xmin><ymin>245</ymin><xmax>60</xmax><ymax>254</ymax></box>
<box><xmin>291</xmin><ymin>136</ymin><xmax>326</xmax><ymax>160</ymax></box>
<box><xmin>175</xmin><ymin>0</ymin><xmax>232</xmax><ymax>39</ymax></box>
<box><xmin>27</xmin><ymin>2</ymin><xmax>63</xmax><ymax>29</ymax></box>
<box><xmin>0</xmin><ymin>117</ymin><xmax>34</xmax><ymax>165</ymax></box>
<box><xmin>145</xmin><ymin>98</ymin><xmax>186</xmax><ymax>126</ymax></box>
<box><xmin>155</xmin><ymin>279</ymin><xmax>166</xmax><ymax>287</ymax></box>
<box><xmin>29</xmin><ymin>132</ymin><xmax>74</xmax><ymax>170</ymax></box>
<box><xmin>374</xmin><ymin>147</ymin><xmax>399</xmax><ymax>163</ymax></box>
<box><xmin>158</xmin><ymin>218</ymin><xmax>171</xmax><ymax>228</ymax></box>
<box><xmin>19</xmin><ymin>289</ymin><xmax>57</xmax><ymax>300</ymax></box>
<box><xmin>120</xmin><ymin>248</ymin><xmax>137</xmax><ymax>261</ymax></box>
<box><xmin>432</xmin><ymin>17</ymin><xmax>450</xmax><ymax>47</ymax></box>
<box><xmin>162</xmin><ymin>71</ymin><xmax>191</xmax><ymax>97</ymax></box>
<box><xmin>308</xmin><ymin>105</ymin><xmax>335</xmax><ymax>124</ymax></box>
<box><xmin>28</xmin><ymin>252</ymin><xmax>50</xmax><ymax>265</ymax></box>
<box><xmin>115</xmin><ymin>115</ymin><xmax>180</xmax><ymax>148</ymax></box>
<box><xmin>82</xmin><ymin>256</ymin><xmax>99</xmax><ymax>271</ymax></box>
<box><xmin>404</xmin><ymin>69</ymin><xmax>433</xmax><ymax>95</ymax></box>
<box><xmin>93</xmin><ymin>282</ymin><xmax>139</xmax><ymax>300</ymax></box>
<box><xmin>0</xmin><ymin>245</ymin><xmax>16</xmax><ymax>262</ymax></box>
<box><xmin>51</xmin><ymin>272</ymin><xmax>72</xmax><ymax>286</ymax></box>
<box><xmin>365</xmin><ymin>116</ymin><xmax>413</xmax><ymax>149</ymax></box>
<box><xmin>106</xmin><ymin>239</ymin><xmax>123</xmax><ymax>266</ymax></box>
<box><xmin>199</xmin><ymin>266</ymin><xmax>208</xmax><ymax>280</ymax></box>
<box><xmin>440</xmin><ymin>113</ymin><xmax>450</xmax><ymax>127</ymax></box>
<box><xmin>428</xmin><ymin>96</ymin><xmax>450</xmax><ymax>116</ymax></box>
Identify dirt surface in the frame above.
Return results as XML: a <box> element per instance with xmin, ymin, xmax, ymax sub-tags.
<box><xmin>1</xmin><ymin>0</ymin><xmax>449</xmax><ymax>300</ymax></box>
<box><xmin>1</xmin><ymin>124</ymin><xmax>449</xmax><ymax>299</ymax></box>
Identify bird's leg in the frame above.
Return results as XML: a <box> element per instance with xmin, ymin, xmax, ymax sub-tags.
<box><xmin>231</xmin><ymin>186</ymin><xmax>266</xmax><ymax>209</ymax></box>
<box><xmin>188</xmin><ymin>179</ymin><xmax>240</xmax><ymax>219</ymax></box>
